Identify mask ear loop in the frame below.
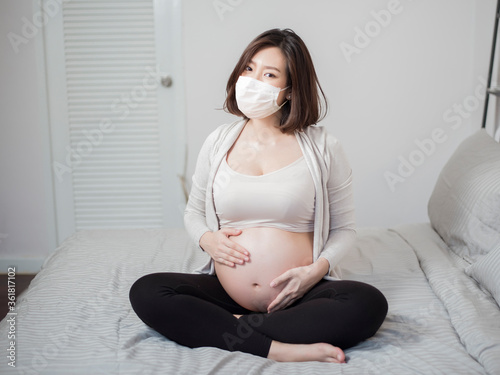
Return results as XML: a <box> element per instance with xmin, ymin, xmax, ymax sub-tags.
<box><xmin>277</xmin><ymin>100</ymin><xmax>288</xmax><ymax>110</ymax></box>
<box><xmin>279</xmin><ymin>86</ymin><xmax>291</xmax><ymax>108</ymax></box>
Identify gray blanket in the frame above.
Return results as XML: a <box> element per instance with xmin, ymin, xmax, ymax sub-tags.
<box><xmin>1</xmin><ymin>223</ymin><xmax>499</xmax><ymax>374</ymax></box>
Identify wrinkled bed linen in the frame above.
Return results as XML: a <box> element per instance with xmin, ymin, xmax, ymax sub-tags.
<box><xmin>0</xmin><ymin>224</ymin><xmax>498</xmax><ymax>374</ymax></box>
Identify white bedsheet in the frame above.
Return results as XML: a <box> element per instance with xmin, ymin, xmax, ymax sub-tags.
<box><xmin>0</xmin><ymin>224</ymin><xmax>498</xmax><ymax>374</ymax></box>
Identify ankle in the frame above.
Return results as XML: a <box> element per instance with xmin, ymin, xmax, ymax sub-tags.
<box><xmin>267</xmin><ymin>341</ymin><xmax>287</xmax><ymax>361</ymax></box>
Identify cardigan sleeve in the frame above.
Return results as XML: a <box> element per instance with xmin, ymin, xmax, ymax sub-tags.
<box><xmin>183</xmin><ymin>131</ymin><xmax>217</xmax><ymax>250</ymax></box>
<box><xmin>318</xmin><ymin>135</ymin><xmax>357</xmax><ymax>270</ymax></box>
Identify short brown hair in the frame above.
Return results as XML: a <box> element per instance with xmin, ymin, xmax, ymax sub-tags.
<box><xmin>223</xmin><ymin>28</ymin><xmax>328</xmax><ymax>134</ymax></box>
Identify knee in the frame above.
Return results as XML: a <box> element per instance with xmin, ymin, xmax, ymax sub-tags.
<box><xmin>358</xmin><ymin>282</ymin><xmax>388</xmax><ymax>334</ymax></box>
<box><xmin>129</xmin><ymin>274</ymin><xmax>148</xmax><ymax>312</ymax></box>
<box><xmin>339</xmin><ymin>281</ymin><xmax>388</xmax><ymax>329</ymax></box>
<box><xmin>359</xmin><ymin>282</ymin><xmax>388</xmax><ymax>318</ymax></box>
<box><xmin>373</xmin><ymin>285</ymin><xmax>388</xmax><ymax>320</ymax></box>
<box><xmin>129</xmin><ymin>273</ymin><xmax>164</xmax><ymax>314</ymax></box>
<box><xmin>374</xmin><ymin>292</ymin><xmax>388</xmax><ymax>330</ymax></box>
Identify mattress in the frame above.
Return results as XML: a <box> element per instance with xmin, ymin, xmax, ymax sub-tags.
<box><xmin>1</xmin><ymin>223</ymin><xmax>499</xmax><ymax>374</ymax></box>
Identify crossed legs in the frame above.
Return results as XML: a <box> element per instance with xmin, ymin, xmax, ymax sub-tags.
<box><xmin>129</xmin><ymin>272</ymin><xmax>387</xmax><ymax>361</ymax></box>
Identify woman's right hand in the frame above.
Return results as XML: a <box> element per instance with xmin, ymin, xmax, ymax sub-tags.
<box><xmin>199</xmin><ymin>228</ymin><xmax>250</xmax><ymax>267</ymax></box>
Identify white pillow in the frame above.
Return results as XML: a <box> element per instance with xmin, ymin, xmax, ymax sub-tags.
<box><xmin>428</xmin><ymin>129</ymin><xmax>500</xmax><ymax>263</ymax></box>
<box><xmin>465</xmin><ymin>244</ymin><xmax>500</xmax><ymax>307</ymax></box>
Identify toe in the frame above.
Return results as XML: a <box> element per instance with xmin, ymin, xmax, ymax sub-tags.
<box><xmin>333</xmin><ymin>347</ymin><xmax>345</xmax><ymax>363</ymax></box>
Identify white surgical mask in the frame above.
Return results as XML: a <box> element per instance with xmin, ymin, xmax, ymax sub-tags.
<box><xmin>235</xmin><ymin>76</ymin><xmax>288</xmax><ymax>119</ymax></box>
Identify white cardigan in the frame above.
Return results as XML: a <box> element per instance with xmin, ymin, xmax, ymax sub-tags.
<box><xmin>184</xmin><ymin>119</ymin><xmax>356</xmax><ymax>280</ymax></box>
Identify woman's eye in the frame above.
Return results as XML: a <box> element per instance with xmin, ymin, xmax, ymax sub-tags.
<box><xmin>244</xmin><ymin>66</ymin><xmax>252</xmax><ymax>71</ymax></box>
<box><xmin>264</xmin><ymin>73</ymin><xmax>276</xmax><ymax>78</ymax></box>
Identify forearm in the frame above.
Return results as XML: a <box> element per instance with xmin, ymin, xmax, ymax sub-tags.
<box><xmin>308</xmin><ymin>257</ymin><xmax>330</xmax><ymax>284</ymax></box>
<box><xmin>199</xmin><ymin>231</ymin><xmax>214</xmax><ymax>253</ymax></box>
<box><xmin>320</xmin><ymin>229</ymin><xmax>357</xmax><ymax>272</ymax></box>
<box><xmin>184</xmin><ymin>210</ymin><xmax>211</xmax><ymax>250</ymax></box>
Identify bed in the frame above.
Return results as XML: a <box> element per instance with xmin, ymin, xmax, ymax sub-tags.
<box><xmin>1</xmin><ymin>129</ymin><xmax>500</xmax><ymax>375</ymax></box>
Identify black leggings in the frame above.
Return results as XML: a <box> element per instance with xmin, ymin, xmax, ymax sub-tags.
<box><xmin>129</xmin><ymin>272</ymin><xmax>388</xmax><ymax>358</ymax></box>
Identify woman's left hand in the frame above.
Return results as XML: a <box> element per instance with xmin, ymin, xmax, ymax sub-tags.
<box><xmin>267</xmin><ymin>261</ymin><xmax>326</xmax><ymax>313</ymax></box>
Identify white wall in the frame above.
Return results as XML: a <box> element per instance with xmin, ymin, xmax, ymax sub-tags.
<box><xmin>182</xmin><ymin>0</ymin><xmax>496</xmax><ymax>227</ymax></box>
<box><xmin>0</xmin><ymin>0</ymin><xmax>497</xmax><ymax>272</ymax></box>
<box><xmin>0</xmin><ymin>0</ymin><xmax>57</xmax><ymax>272</ymax></box>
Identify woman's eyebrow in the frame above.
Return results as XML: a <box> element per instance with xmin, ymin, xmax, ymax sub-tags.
<box><xmin>248</xmin><ymin>59</ymin><xmax>281</xmax><ymax>73</ymax></box>
<box><xmin>264</xmin><ymin>65</ymin><xmax>281</xmax><ymax>73</ymax></box>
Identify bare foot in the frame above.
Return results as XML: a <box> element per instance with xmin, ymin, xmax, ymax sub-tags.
<box><xmin>268</xmin><ymin>341</ymin><xmax>345</xmax><ymax>363</ymax></box>
<box><xmin>233</xmin><ymin>314</ymin><xmax>243</xmax><ymax>319</ymax></box>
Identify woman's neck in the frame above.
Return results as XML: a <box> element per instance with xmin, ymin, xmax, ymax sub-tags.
<box><xmin>245</xmin><ymin>117</ymin><xmax>285</xmax><ymax>145</ymax></box>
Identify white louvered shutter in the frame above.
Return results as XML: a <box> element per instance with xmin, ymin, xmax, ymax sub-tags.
<box><xmin>44</xmin><ymin>0</ymin><xmax>185</xmax><ymax>243</ymax></box>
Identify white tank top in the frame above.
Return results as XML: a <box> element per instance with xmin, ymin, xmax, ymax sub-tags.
<box><xmin>213</xmin><ymin>155</ymin><xmax>315</xmax><ymax>232</ymax></box>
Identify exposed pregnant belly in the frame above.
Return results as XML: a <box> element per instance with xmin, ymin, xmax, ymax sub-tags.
<box><xmin>214</xmin><ymin>228</ymin><xmax>313</xmax><ymax>312</ymax></box>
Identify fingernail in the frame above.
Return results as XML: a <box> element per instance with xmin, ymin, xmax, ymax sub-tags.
<box><xmin>245</xmin><ymin>257</ymin><xmax>249</xmax><ymax>261</ymax></box>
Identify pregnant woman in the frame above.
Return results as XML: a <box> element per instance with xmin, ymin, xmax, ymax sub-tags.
<box><xmin>130</xmin><ymin>28</ymin><xmax>387</xmax><ymax>363</ymax></box>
